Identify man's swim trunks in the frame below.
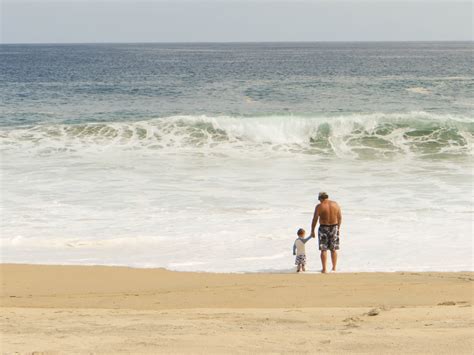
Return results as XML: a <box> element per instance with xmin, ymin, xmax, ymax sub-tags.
<box><xmin>318</xmin><ymin>225</ymin><xmax>339</xmax><ymax>251</ymax></box>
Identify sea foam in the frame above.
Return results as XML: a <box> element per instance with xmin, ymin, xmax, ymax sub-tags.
<box><xmin>1</xmin><ymin>112</ymin><xmax>472</xmax><ymax>160</ymax></box>
<box><xmin>1</xmin><ymin>114</ymin><xmax>472</xmax><ymax>272</ymax></box>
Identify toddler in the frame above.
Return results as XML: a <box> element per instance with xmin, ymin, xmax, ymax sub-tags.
<box><xmin>293</xmin><ymin>228</ymin><xmax>313</xmax><ymax>272</ymax></box>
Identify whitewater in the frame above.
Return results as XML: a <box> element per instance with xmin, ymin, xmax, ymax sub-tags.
<box><xmin>1</xmin><ymin>42</ymin><xmax>472</xmax><ymax>272</ymax></box>
<box><xmin>2</xmin><ymin>112</ymin><xmax>472</xmax><ymax>272</ymax></box>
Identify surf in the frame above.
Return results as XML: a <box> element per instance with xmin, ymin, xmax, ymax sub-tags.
<box><xmin>1</xmin><ymin>112</ymin><xmax>472</xmax><ymax>159</ymax></box>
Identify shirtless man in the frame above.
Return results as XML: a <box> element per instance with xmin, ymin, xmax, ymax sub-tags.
<box><xmin>310</xmin><ymin>192</ymin><xmax>342</xmax><ymax>273</ymax></box>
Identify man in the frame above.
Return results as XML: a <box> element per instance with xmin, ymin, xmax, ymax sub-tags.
<box><xmin>310</xmin><ymin>192</ymin><xmax>342</xmax><ymax>273</ymax></box>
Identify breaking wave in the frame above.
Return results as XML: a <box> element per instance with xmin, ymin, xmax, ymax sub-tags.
<box><xmin>1</xmin><ymin>112</ymin><xmax>472</xmax><ymax>159</ymax></box>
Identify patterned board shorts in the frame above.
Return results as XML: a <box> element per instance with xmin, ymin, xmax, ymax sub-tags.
<box><xmin>318</xmin><ymin>225</ymin><xmax>340</xmax><ymax>251</ymax></box>
<box><xmin>295</xmin><ymin>254</ymin><xmax>306</xmax><ymax>266</ymax></box>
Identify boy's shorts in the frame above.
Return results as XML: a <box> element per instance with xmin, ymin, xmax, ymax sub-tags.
<box><xmin>295</xmin><ymin>254</ymin><xmax>306</xmax><ymax>265</ymax></box>
<box><xmin>318</xmin><ymin>225</ymin><xmax>340</xmax><ymax>251</ymax></box>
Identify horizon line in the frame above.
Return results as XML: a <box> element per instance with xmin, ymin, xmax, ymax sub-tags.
<box><xmin>1</xmin><ymin>39</ymin><xmax>473</xmax><ymax>45</ymax></box>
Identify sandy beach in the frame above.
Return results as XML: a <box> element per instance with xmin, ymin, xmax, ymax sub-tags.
<box><xmin>0</xmin><ymin>264</ymin><xmax>472</xmax><ymax>354</ymax></box>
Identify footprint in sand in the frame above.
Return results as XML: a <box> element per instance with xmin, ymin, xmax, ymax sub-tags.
<box><xmin>437</xmin><ymin>301</ymin><xmax>456</xmax><ymax>306</ymax></box>
<box><xmin>366</xmin><ymin>308</ymin><xmax>380</xmax><ymax>316</ymax></box>
<box><xmin>339</xmin><ymin>330</ymin><xmax>352</xmax><ymax>335</ymax></box>
<box><xmin>343</xmin><ymin>316</ymin><xmax>362</xmax><ymax>323</ymax></box>
<box><xmin>343</xmin><ymin>316</ymin><xmax>362</xmax><ymax>328</ymax></box>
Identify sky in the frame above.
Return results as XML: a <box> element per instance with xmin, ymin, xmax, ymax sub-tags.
<box><xmin>1</xmin><ymin>0</ymin><xmax>472</xmax><ymax>43</ymax></box>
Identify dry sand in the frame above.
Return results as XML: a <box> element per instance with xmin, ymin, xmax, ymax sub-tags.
<box><xmin>0</xmin><ymin>264</ymin><xmax>472</xmax><ymax>354</ymax></box>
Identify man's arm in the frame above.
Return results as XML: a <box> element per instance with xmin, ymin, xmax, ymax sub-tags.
<box><xmin>310</xmin><ymin>204</ymin><xmax>319</xmax><ymax>238</ymax></box>
<box><xmin>337</xmin><ymin>205</ymin><xmax>342</xmax><ymax>236</ymax></box>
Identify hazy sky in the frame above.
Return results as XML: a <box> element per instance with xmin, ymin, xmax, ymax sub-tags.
<box><xmin>1</xmin><ymin>1</ymin><xmax>472</xmax><ymax>43</ymax></box>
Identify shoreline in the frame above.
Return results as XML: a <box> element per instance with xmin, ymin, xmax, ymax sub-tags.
<box><xmin>1</xmin><ymin>264</ymin><xmax>472</xmax><ymax>353</ymax></box>
<box><xmin>1</xmin><ymin>262</ymin><xmax>472</xmax><ymax>274</ymax></box>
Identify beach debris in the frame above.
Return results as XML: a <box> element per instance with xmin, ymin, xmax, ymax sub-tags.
<box><xmin>366</xmin><ymin>308</ymin><xmax>380</xmax><ymax>316</ymax></box>
<box><xmin>437</xmin><ymin>301</ymin><xmax>456</xmax><ymax>306</ymax></box>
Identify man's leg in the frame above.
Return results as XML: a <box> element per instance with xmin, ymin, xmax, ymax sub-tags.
<box><xmin>320</xmin><ymin>251</ymin><xmax>328</xmax><ymax>273</ymax></box>
<box><xmin>330</xmin><ymin>250</ymin><xmax>338</xmax><ymax>272</ymax></box>
<box><xmin>329</xmin><ymin>226</ymin><xmax>339</xmax><ymax>272</ymax></box>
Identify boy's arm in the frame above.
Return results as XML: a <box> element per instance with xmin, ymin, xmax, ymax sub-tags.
<box><xmin>302</xmin><ymin>236</ymin><xmax>313</xmax><ymax>243</ymax></box>
<box><xmin>293</xmin><ymin>242</ymin><xmax>296</xmax><ymax>255</ymax></box>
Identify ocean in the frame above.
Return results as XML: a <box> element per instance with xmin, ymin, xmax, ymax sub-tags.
<box><xmin>1</xmin><ymin>42</ymin><xmax>472</xmax><ymax>272</ymax></box>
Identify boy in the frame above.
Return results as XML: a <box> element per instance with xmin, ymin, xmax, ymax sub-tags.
<box><xmin>293</xmin><ymin>228</ymin><xmax>313</xmax><ymax>272</ymax></box>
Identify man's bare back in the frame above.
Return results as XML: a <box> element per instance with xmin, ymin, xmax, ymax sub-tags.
<box><xmin>317</xmin><ymin>200</ymin><xmax>341</xmax><ymax>226</ymax></box>
<box><xmin>310</xmin><ymin>198</ymin><xmax>342</xmax><ymax>238</ymax></box>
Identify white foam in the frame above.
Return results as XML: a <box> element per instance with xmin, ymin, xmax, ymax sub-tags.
<box><xmin>1</xmin><ymin>112</ymin><xmax>472</xmax><ymax>159</ymax></box>
<box><xmin>1</xmin><ymin>113</ymin><xmax>472</xmax><ymax>272</ymax></box>
<box><xmin>406</xmin><ymin>87</ymin><xmax>431</xmax><ymax>95</ymax></box>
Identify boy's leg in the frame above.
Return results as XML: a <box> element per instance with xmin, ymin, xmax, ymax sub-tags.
<box><xmin>297</xmin><ymin>264</ymin><xmax>301</xmax><ymax>272</ymax></box>
<box><xmin>302</xmin><ymin>263</ymin><xmax>306</xmax><ymax>272</ymax></box>
<box><xmin>320</xmin><ymin>251</ymin><xmax>328</xmax><ymax>273</ymax></box>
